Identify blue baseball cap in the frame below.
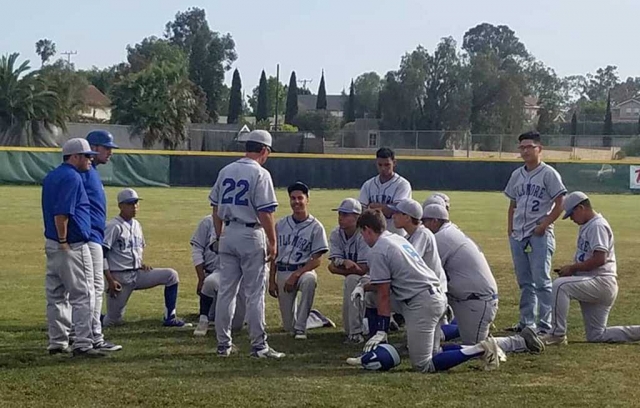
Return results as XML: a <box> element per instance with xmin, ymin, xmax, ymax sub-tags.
<box><xmin>86</xmin><ymin>130</ymin><xmax>119</xmax><ymax>148</ymax></box>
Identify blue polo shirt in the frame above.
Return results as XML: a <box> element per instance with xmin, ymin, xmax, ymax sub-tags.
<box><xmin>80</xmin><ymin>163</ymin><xmax>107</xmax><ymax>244</ymax></box>
<box><xmin>42</xmin><ymin>163</ymin><xmax>92</xmax><ymax>244</ymax></box>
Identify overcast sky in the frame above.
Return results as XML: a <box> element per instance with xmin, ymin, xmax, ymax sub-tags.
<box><xmin>2</xmin><ymin>0</ymin><xmax>639</xmax><ymax>94</ymax></box>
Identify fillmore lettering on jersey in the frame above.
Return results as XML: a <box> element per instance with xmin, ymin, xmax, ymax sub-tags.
<box><xmin>514</xmin><ymin>183</ymin><xmax>546</xmax><ymax>199</ymax></box>
<box><xmin>275</xmin><ymin>215</ymin><xmax>329</xmax><ymax>266</ymax></box>
<box><xmin>368</xmin><ymin>194</ymin><xmax>394</xmax><ymax>204</ymax></box>
<box><xmin>278</xmin><ymin>234</ymin><xmax>312</xmax><ymax>252</ymax></box>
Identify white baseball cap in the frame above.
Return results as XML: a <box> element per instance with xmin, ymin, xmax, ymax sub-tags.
<box><xmin>562</xmin><ymin>191</ymin><xmax>589</xmax><ymax>219</ymax></box>
<box><xmin>245</xmin><ymin>130</ymin><xmax>273</xmax><ymax>148</ymax></box>
<box><xmin>422</xmin><ymin>204</ymin><xmax>449</xmax><ymax>221</ymax></box>
<box><xmin>117</xmin><ymin>188</ymin><xmax>142</xmax><ymax>204</ymax></box>
<box><xmin>332</xmin><ymin>198</ymin><xmax>362</xmax><ymax>214</ymax></box>
<box><xmin>388</xmin><ymin>199</ymin><xmax>423</xmax><ymax>220</ymax></box>
<box><xmin>423</xmin><ymin>195</ymin><xmax>446</xmax><ymax>208</ymax></box>
<box><xmin>62</xmin><ymin>138</ymin><xmax>98</xmax><ymax>156</ymax></box>
<box><xmin>432</xmin><ymin>192</ymin><xmax>450</xmax><ymax>206</ymax></box>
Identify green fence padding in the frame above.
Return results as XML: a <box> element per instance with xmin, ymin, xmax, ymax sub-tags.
<box><xmin>98</xmin><ymin>154</ymin><xmax>170</xmax><ymax>187</ymax></box>
<box><xmin>0</xmin><ymin>151</ymin><xmax>60</xmax><ymax>184</ymax></box>
<box><xmin>553</xmin><ymin>163</ymin><xmax>631</xmax><ymax>193</ymax></box>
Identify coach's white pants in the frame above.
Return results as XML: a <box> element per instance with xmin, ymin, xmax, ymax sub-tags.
<box><xmin>87</xmin><ymin>242</ymin><xmax>104</xmax><ymax>344</ymax></box>
<box><xmin>276</xmin><ymin>270</ymin><xmax>317</xmax><ymax>333</ymax></box>
<box><xmin>202</xmin><ymin>271</ymin><xmax>246</xmax><ymax>331</ymax></box>
<box><xmin>45</xmin><ymin>240</ymin><xmax>95</xmax><ymax>351</ymax></box>
<box><xmin>551</xmin><ymin>275</ymin><xmax>640</xmax><ymax>342</ymax></box>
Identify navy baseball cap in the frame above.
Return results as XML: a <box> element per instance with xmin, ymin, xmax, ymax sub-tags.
<box><xmin>288</xmin><ymin>181</ymin><xmax>310</xmax><ymax>196</ymax></box>
<box><xmin>86</xmin><ymin>130</ymin><xmax>119</xmax><ymax>148</ymax></box>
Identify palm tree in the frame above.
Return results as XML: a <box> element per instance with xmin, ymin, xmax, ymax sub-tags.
<box><xmin>35</xmin><ymin>39</ymin><xmax>57</xmax><ymax>66</ymax></box>
<box><xmin>0</xmin><ymin>53</ymin><xmax>66</xmax><ymax>146</ymax></box>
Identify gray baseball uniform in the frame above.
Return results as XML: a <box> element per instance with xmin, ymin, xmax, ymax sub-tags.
<box><xmin>551</xmin><ymin>214</ymin><xmax>640</xmax><ymax>342</ymax></box>
<box><xmin>328</xmin><ymin>226</ymin><xmax>370</xmax><ymax>336</ymax></box>
<box><xmin>407</xmin><ymin>226</ymin><xmax>447</xmax><ymax>294</ymax></box>
<box><xmin>504</xmin><ymin>162</ymin><xmax>567</xmax><ymax>331</ymax></box>
<box><xmin>435</xmin><ymin>222</ymin><xmax>498</xmax><ymax>344</ymax></box>
<box><xmin>102</xmin><ymin>216</ymin><xmax>180</xmax><ymax>326</ymax></box>
<box><xmin>368</xmin><ymin>231</ymin><xmax>446</xmax><ymax>372</ymax></box>
<box><xmin>209</xmin><ymin>157</ymin><xmax>278</xmax><ymax>351</ymax></box>
<box><xmin>275</xmin><ymin>215</ymin><xmax>328</xmax><ymax>333</ymax></box>
<box><xmin>359</xmin><ymin>174</ymin><xmax>412</xmax><ymax>236</ymax></box>
<box><xmin>191</xmin><ymin>215</ymin><xmax>246</xmax><ymax>328</ymax></box>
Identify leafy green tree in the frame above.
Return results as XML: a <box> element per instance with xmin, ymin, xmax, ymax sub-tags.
<box><xmin>316</xmin><ymin>71</ymin><xmax>327</xmax><ymax>109</ymax></box>
<box><xmin>126</xmin><ymin>37</ymin><xmax>186</xmax><ymax>73</ymax></box>
<box><xmin>35</xmin><ymin>39</ymin><xmax>56</xmax><ymax>66</ymax></box>
<box><xmin>249</xmin><ymin>74</ymin><xmax>286</xmax><ymax>118</ymax></box>
<box><xmin>353</xmin><ymin>72</ymin><xmax>382</xmax><ymax>118</ymax></box>
<box><xmin>38</xmin><ymin>60</ymin><xmax>89</xmax><ymax>122</ymax></box>
<box><xmin>285</xmin><ymin>71</ymin><xmax>299</xmax><ymax>124</ymax></box>
<box><xmin>227</xmin><ymin>69</ymin><xmax>242</xmax><ymax>124</ymax></box>
<box><xmin>110</xmin><ymin>62</ymin><xmax>195</xmax><ymax>149</ymax></box>
<box><xmin>78</xmin><ymin>64</ymin><xmax>128</xmax><ymax>96</ymax></box>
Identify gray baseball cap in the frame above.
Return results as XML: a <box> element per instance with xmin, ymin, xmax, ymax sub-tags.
<box><xmin>117</xmin><ymin>188</ymin><xmax>142</xmax><ymax>204</ymax></box>
<box><xmin>62</xmin><ymin>138</ymin><xmax>98</xmax><ymax>156</ymax></box>
<box><xmin>245</xmin><ymin>130</ymin><xmax>273</xmax><ymax>148</ymax></box>
<box><xmin>422</xmin><ymin>203</ymin><xmax>449</xmax><ymax>221</ymax></box>
<box><xmin>562</xmin><ymin>191</ymin><xmax>589</xmax><ymax>220</ymax></box>
<box><xmin>423</xmin><ymin>195</ymin><xmax>447</xmax><ymax>208</ymax></box>
<box><xmin>389</xmin><ymin>199</ymin><xmax>423</xmax><ymax>220</ymax></box>
<box><xmin>432</xmin><ymin>192</ymin><xmax>450</xmax><ymax>206</ymax></box>
<box><xmin>332</xmin><ymin>198</ymin><xmax>362</xmax><ymax>214</ymax></box>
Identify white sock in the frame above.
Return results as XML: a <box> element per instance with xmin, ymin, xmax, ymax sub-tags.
<box><xmin>461</xmin><ymin>344</ymin><xmax>485</xmax><ymax>355</ymax></box>
<box><xmin>199</xmin><ymin>315</ymin><xmax>209</xmax><ymax>324</ymax></box>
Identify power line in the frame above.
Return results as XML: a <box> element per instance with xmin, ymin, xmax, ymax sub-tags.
<box><xmin>297</xmin><ymin>78</ymin><xmax>313</xmax><ymax>91</ymax></box>
<box><xmin>61</xmin><ymin>51</ymin><xmax>77</xmax><ymax>64</ymax></box>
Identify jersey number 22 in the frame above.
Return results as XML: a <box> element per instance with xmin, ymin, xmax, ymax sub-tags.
<box><xmin>221</xmin><ymin>178</ymin><xmax>250</xmax><ymax>206</ymax></box>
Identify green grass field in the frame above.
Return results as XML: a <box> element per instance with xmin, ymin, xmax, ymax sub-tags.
<box><xmin>1</xmin><ymin>186</ymin><xmax>640</xmax><ymax>408</ymax></box>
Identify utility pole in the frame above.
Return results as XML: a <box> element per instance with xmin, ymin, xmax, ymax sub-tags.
<box><xmin>297</xmin><ymin>78</ymin><xmax>313</xmax><ymax>92</ymax></box>
<box><xmin>274</xmin><ymin>64</ymin><xmax>280</xmax><ymax>131</ymax></box>
<box><xmin>61</xmin><ymin>51</ymin><xmax>78</xmax><ymax>64</ymax></box>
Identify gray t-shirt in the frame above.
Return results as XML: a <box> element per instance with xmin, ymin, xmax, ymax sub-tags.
<box><xmin>575</xmin><ymin>214</ymin><xmax>617</xmax><ymax>277</ymax></box>
<box><xmin>190</xmin><ymin>215</ymin><xmax>219</xmax><ymax>273</ymax></box>
<box><xmin>407</xmin><ymin>226</ymin><xmax>448</xmax><ymax>293</ymax></box>
<box><xmin>275</xmin><ymin>215</ymin><xmax>328</xmax><ymax>266</ymax></box>
<box><xmin>504</xmin><ymin>162</ymin><xmax>567</xmax><ymax>241</ymax></box>
<box><xmin>434</xmin><ymin>223</ymin><xmax>498</xmax><ymax>301</ymax></box>
<box><xmin>209</xmin><ymin>157</ymin><xmax>278</xmax><ymax>225</ymax></box>
<box><xmin>368</xmin><ymin>231</ymin><xmax>441</xmax><ymax>301</ymax></box>
<box><xmin>328</xmin><ymin>226</ymin><xmax>370</xmax><ymax>264</ymax></box>
<box><xmin>103</xmin><ymin>216</ymin><xmax>145</xmax><ymax>271</ymax></box>
<box><xmin>359</xmin><ymin>173</ymin><xmax>412</xmax><ymax>235</ymax></box>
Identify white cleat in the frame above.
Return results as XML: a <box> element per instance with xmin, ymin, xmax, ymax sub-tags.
<box><xmin>346</xmin><ymin>356</ymin><xmax>362</xmax><ymax>366</ymax></box>
<box><xmin>480</xmin><ymin>336</ymin><xmax>506</xmax><ymax>371</ymax></box>
<box><xmin>294</xmin><ymin>330</ymin><xmax>307</xmax><ymax>340</ymax></box>
<box><xmin>541</xmin><ymin>333</ymin><xmax>568</xmax><ymax>346</ymax></box>
<box><xmin>252</xmin><ymin>347</ymin><xmax>286</xmax><ymax>359</ymax></box>
<box><xmin>193</xmin><ymin>319</ymin><xmax>209</xmax><ymax>337</ymax></box>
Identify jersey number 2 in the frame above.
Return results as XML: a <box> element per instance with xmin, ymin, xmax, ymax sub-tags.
<box><xmin>221</xmin><ymin>178</ymin><xmax>249</xmax><ymax>206</ymax></box>
<box><xmin>531</xmin><ymin>200</ymin><xmax>540</xmax><ymax>212</ymax></box>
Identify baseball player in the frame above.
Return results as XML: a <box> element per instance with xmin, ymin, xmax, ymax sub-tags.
<box><xmin>191</xmin><ymin>215</ymin><xmax>246</xmax><ymax>336</ymax></box>
<box><xmin>359</xmin><ymin>147</ymin><xmax>412</xmax><ymax>236</ymax></box>
<box><xmin>42</xmin><ymin>138</ymin><xmax>104</xmax><ymax>357</ymax></box>
<box><xmin>209</xmin><ymin>130</ymin><xmax>284</xmax><ymax>359</ymax></box>
<box><xmin>327</xmin><ymin>198</ymin><xmax>370</xmax><ymax>344</ymax></box>
<box><xmin>542</xmin><ymin>192</ymin><xmax>640</xmax><ymax>345</ymax></box>
<box><xmin>80</xmin><ymin>130</ymin><xmax>121</xmax><ymax>352</ymax></box>
<box><xmin>504</xmin><ymin>131</ymin><xmax>567</xmax><ymax>334</ymax></box>
<box><xmin>102</xmin><ymin>189</ymin><xmax>188</xmax><ymax>327</ymax></box>
<box><xmin>423</xmin><ymin>192</ymin><xmax>450</xmax><ymax>211</ymax></box>
<box><xmin>268</xmin><ymin>182</ymin><xmax>328</xmax><ymax>340</ymax></box>
<box><xmin>422</xmin><ymin>204</ymin><xmax>499</xmax><ymax>345</ymax></box>
<box><xmin>348</xmin><ymin>209</ymin><xmax>507</xmax><ymax>373</ymax></box>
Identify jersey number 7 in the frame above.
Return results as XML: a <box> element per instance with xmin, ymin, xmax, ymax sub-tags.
<box><xmin>221</xmin><ymin>178</ymin><xmax>250</xmax><ymax>206</ymax></box>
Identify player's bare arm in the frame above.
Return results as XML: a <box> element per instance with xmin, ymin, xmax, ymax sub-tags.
<box><xmin>103</xmin><ymin>268</ymin><xmax>122</xmax><ymax>297</ymax></box>
<box><xmin>258</xmin><ymin>211</ymin><xmax>277</xmax><ymax>262</ymax></box>
<box><xmin>534</xmin><ymin>195</ymin><xmax>565</xmax><ymax>236</ymax></box>
<box><xmin>194</xmin><ymin>263</ymin><xmax>205</xmax><ymax>295</ymax></box>
<box><xmin>53</xmin><ymin>215</ymin><xmax>70</xmax><ymax>250</ymax></box>
<box><xmin>268</xmin><ymin>259</ymin><xmax>278</xmax><ymax>298</ymax></box>
<box><xmin>211</xmin><ymin>206</ymin><xmax>223</xmax><ymax>240</ymax></box>
<box><xmin>558</xmin><ymin>250</ymin><xmax>607</xmax><ymax>277</ymax></box>
<box><xmin>284</xmin><ymin>253</ymin><xmax>322</xmax><ymax>293</ymax></box>
<box><xmin>375</xmin><ymin>282</ymin><xmax>392</xmax><ymax>318</ymax></box>
<box><xmin>507</xmin><ymin>200</ymin><xmax>515</xmax><ymax>236</ymax></box>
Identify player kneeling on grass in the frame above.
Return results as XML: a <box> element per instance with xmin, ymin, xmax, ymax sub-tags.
<box><xmin>327</xmin><ymin>198</ymin><xmax>370</xmax><ymax>344</ymax></box>
<box><xmin>347</xmin><ymin>209</ymin><xmax>507</xmax><ymax>373</ymax></box>
<box><xmin>102</xmin><ymin>189</ymin><xmax>188</xmax><ymax>328</ymax></box>
<box><xmin>191</xmin><ymin>215</ymin><xmax>246</xmax><ymax>336</ymax></box>
<box><xmin>268</xmin><ymin>182</ymin><xmax>329</xmax><ymax>340</ymax></box>
<box><xmin>542</xmin><ymin>192</ymin><xmax>640</xmax><ymax>346</ymax></box>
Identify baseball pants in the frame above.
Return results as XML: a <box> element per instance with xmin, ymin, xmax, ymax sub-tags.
<box><xmin>87</xmin><ymin>242</ymin><xmax>105</xmax><ymax>344</ymax></box>
<box><xmin>216</xmin><ymin>224</ymin><xmax>269</xmax><ymax>351</ymax></box>
<box><xmin>102</xmin><ymin>268</ymin><xmax>179</xmax><ymax>326</ymax></box>
<box><xmin>45</xmin><ymin>239</ymin><xmax>95</xmax><ymax>351</ymax></box>
<box><xmin>551</xmin><ymin>275</ymin><xmax>640</xmax><ymax>342</ymax></box>
<box><xmin>343</xmin><ymin>274</ymin><xmax>365</xmax><ymax>336</ymax></box>
<box><xmin>201</xmin><ymin>271</ymin><xmax>246</xmax><ymax>331</ymax></box>
<box><xmin>509</xmin><ymin>230</ymin><xmax>555</xmax><ymax>331</ymax></box>
<box><xmin>276</xmin><ymin>270</ymin><xmax>317</xmax><ymax>333</ymax></box>
<box><xmin>449</xmin><ymin>297</ymin><xmax>498</xmax><ymax>345</ymax></box>
<box><xmin>401</xmin><ymin>288</ymin><xmax>447</xmax><ymax>373</ymax></box>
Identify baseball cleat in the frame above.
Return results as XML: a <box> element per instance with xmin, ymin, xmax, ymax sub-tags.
<box><xmin>346</xmin><ymin>356</ymin><xmax>363</xmax><ymax>366</ymax></box>
<box><xmin>480</xmin><ymin>337</ymin><xmax>506</xmax><ymax>371</ymax></box>
<box><xmin>163</xmin><ymin>316</ymin><xmax>192</xmax><ymax>328</ymax></box>
<box><xmin>217</xmin><ymin>344</ymin><xmax>238</xmax><ymax>358</ymax></box>
<box><xmin>48</xmin><ymin>347</ymin><xmax>71</xmax><ymax>356</ymax></box>
<box><xmin>93</xmin><ymin>340</ymin><xmax>122</xmax><ymax>352</ymax></box>
<box><xmin>251</xmin><ymin>347</ymin><xmax>285</xmax><ymax>359</ymax></box>
<box><xmin>294</xmin><ymin>331</ymin><xmax>307</xmax><ymax>340</ymax></box>
<box><xmin>193</xmin><ymin>320</ymin><xmax>209</xmax><ymax>337</ymax></box>
<box><xmin>504</xmin><ymin>323</ymin><xmax>524</xmax><ymax>333</ymax></box>
<box><xmin>344</xmin><ymin>334</ymin><xmax>365</xmax><ymax>345</ymax></box>
<box><xmin>72</xmin><ymin>348</ymin><xmax>108</xmax><ymax>358</ymax></box>
<box><xmin>541</xmin><ymin>334</ymin><xmax>568</xmax><ymax>346</ymax></box>
<box><xmin>520</xmin><ymin>327</ymin><xmax>545</xmax><ymax>354</ymax></box>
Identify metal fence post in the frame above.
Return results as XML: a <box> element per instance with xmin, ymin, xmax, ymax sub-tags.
<box><xmin>466</xmin><ymin>131</ymin><xmax>471</xmax><ymax>158</ymax></box>
<box><xmin>498</xmin><ymin>134</ymin><xmax>504</xmax><ymax>158</ymax></box>
<box><xmin>415</xmin><ymin>131</ymin><xmax>418</xmax><ymax>153</ymax></box>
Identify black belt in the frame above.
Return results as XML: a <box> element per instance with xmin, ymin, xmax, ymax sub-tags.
<box><xmin>276</xmin><ymin>263</ymin><xmax>304</xmax><ymax>272</ymax></box>
<box><xmin>465</xmin><ymin>293</ymin><xmax>499</xmax><ymax>301</ymax></box>
<box><xmin>111</xmin><ymin>269</ymin><xmax>137</xmax><ymax>273</ymax></box>
<box><xmin>427</xmin><ymin>286</ymin><xmax>441</xmax><ymax>296</ymax></box>
<box><xmin>224</xmin><ymin>220</ymin><xmax>257</xmax><ymax>228</ymax></box>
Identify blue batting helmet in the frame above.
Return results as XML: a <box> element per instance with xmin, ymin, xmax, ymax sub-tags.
<box><xmin>86</xmin><ymin>130</ymin><xmax>119</xmax><ymax>148</ymax></box>
<box><xmin>361</xmin><ymin>344</ymin><xmax>401</xmax><ymax>371</ymax></box>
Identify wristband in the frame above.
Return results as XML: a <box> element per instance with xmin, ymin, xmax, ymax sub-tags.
<box><xmin>59</xmin><ymin>239</ymin><xmax>67</xmax><ymax>244</ymax></box>
<box><xmin>377</xmin><ymin>315</ymin><xmax>391</xmax><ymax>333</ymax></box>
